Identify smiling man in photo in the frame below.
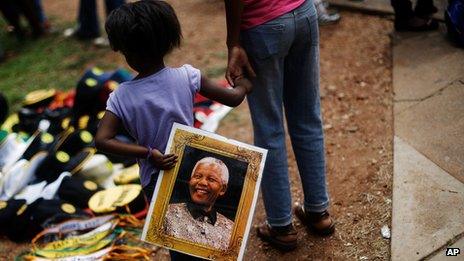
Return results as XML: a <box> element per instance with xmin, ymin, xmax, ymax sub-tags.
<box><xmin>164</xmin><ymin>157</ymin><xmax>234</xmax><ymax>250</ymax></box>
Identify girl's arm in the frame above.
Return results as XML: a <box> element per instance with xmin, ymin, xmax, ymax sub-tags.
<box><xmin>199</xmin><ymin>75</ymin><xmax>252</xmax><ymax>107</ymax></box>
<box><xmin>95</xmin><ymin>111</ymin><xmax>177</xmax><ymax>169</ymax></box>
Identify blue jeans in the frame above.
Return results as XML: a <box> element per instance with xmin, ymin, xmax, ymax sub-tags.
<box><xmin>77</xmin><ymin>0</ymin><xmax>125</xmax><ymax>39</ymax></box>
<box><xmin>241</xmin><ymin>0</ymin><xmax>329</xmax><ymax>227</ymax></box>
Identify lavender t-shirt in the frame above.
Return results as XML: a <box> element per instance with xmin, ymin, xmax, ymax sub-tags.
<box><xmin>106</xmin><ymin>65</ymin><xmax>201</xmax><ymax>187</ymax></box>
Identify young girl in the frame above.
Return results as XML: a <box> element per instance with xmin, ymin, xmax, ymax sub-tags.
<box><xmin>95</xmin><ymin>0</ymin><xmax>252</xmax><ymax>201</ymax></box>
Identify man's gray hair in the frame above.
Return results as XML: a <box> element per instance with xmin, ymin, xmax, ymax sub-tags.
<box><xmin>192</xmin><ymin>157</ymin><xmax>229</xmax><ymax>185</ymax></box>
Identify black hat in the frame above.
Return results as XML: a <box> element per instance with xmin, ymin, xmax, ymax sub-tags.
<box><xmin>85</xmin><ymin>111</ymin><xmax>105</xmax><ymax>135</ymax></box>
<box><xmin>35</xmin><ymin>150</ymin><xmax>70</xmax><ymax>182</ymax></box>
<box><xmin>5</xmin><ymin>198</ymin><xmax>88</xmax><ymax>242</ymax></box>
<box><xmin>57</xmin><ymin>176</ymin><xmax>103</xmax><ymax>209</ymax></box>
<box><xmin>21</xmin><ymin>132</ymin><xmax>56</xmax><ymax>160</ymax></box>
<box><xmin>43</xmin><ymin>108</ymin><xmax>71</xmax><ymax>135</ymax></box>
<box><xmin>13</xmin><ymin>107</ymin><xmax>41</xmax><ymax>134</ymax></box>
<box><xmin>65</xmin><ymin>148</ymin><xmax>96</xmax><ymax>175</ymax></box>
<box><xmin>34</xmin><ymin>148</ymin><xmax>94</xmax><ymax>182</ymax></box>
<box><xmin>0</xmin><ymin>199</ymin><xmax>27</xmax><ymax>235</ymax></box>
<box><xmin>55</xmin><ymin>129</ymin><xmax>94</xmax><ymax>156</ymax></box>
<box><xmin>72</xmin><ymin>68</ymin><xmax>110</xmax><ymax>125</ymax></box>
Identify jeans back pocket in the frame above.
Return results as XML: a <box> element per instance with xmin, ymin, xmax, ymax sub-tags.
<box><xmin>241</xmin><ymin>23</ymin><xmax>286</xmax><ymax>60</ymax></box>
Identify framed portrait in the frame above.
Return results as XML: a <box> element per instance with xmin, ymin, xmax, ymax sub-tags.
<box><xmin>142</xmin><ymin>123</ymin><xmax>267</xmax><ymax>260</ymax></box>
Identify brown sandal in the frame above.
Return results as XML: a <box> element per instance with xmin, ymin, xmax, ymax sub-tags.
<box><xmin>294</xmin><ymin>205</ymin><xmax>335</xmax><ymax>236</ymax></box>
<box><xmin>256</xmin><ymin>223</ymin><xmax>298</xmax><ymax>251</ymax></box>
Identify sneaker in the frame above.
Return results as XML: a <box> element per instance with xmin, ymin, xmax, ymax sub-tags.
<box><xmin>314</xmin><ymin>0</ymin><xmax>341</xmax><ymax>25</ymax></box>
<box><xmin>63</xmin><ymin>27</ymin><xmax>100</xmax><ymax>40</ymax></box>
<box><xmin>93</xmin><ymin>37</ymin><xmax>110</xmax><ymax>47</ymax></box>
<box><xmin>256</xmin><ymin>223</ymin><xmax>298</xmax><ymax>251</ymax></box>
<box><xmin>63</xmin><ymin>27</ymin><xmax>77</xmax><ymax>38</ymax></box>
<box><xmin>318</xmin><ymin>12</ymin><xmax>341</xmax><ymax>26</ymax></box>
<box><xmin>294</xmin><ymin>204</ymin><xmax>335</xmax><ymax>236</ymax></box>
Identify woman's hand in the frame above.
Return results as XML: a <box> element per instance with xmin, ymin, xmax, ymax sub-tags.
<box><xmin>226</xmin><ymin>45</ymin><xmax>256</xmax><ymax>86</ymax></box>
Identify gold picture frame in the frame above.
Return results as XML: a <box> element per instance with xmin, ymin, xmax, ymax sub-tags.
<box><xmin>142</xmin><ymin>123</ymin><xmax>267</xmax><ymax>260</ymax></box>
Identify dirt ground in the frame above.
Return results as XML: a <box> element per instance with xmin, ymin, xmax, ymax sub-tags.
<box><xmin>0</xmin><ymin>0</ymin><xmax>393</xmax><ymax>259</ymax></box>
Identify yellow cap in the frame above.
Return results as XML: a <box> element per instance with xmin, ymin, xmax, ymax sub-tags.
<box><xmin>85</xmin><ymin>78</ymin><xmax>98</xmax><ymax>87</ymax></box>
<box><xmin>80</xmin><ymin>131</ymin><xmax>93</xmax><ymax>143</ymax></box>
<box><xmin>91</xmin><ymin>67</ymin><xmax>104</xmax><ymax>76</ymax></box>
<box><xmin>16</xmin><ymin>204</ymin><xmax>27</xmax><ymax>216</ymax></box>
<box><xmin>41</xmin><ymin>133</ymin><xmax>54</xmax><ymax>144</ymax></box>
<box><xmin>97</xmin><ymin>111</ymin><xmax>105</xmax><ymax>120</ymax></box>
<box><xmin>88</xmin><ymin>184</ymin><xmax>141</xmax><ymax>213</ymax></box>
<box><xmin>78</xmin><ymin>115</ymin><xmax>89</xmax><ymax>129</ymax></box>
<box><xmin>61</xmin><ymin>117</ymin><xmax>71</xmax><ymax>129</ymax></box>
<box><xmin>56</xmin><ymin>151</ymin><xmax>70</xmax><ymax>163</ymax></box>
<box><xmin>84</xmin><ymin>180</ymin><xmax>98</xmax><ymax>191</ymax></box>
<box><xmin>23</xmin><ymin>89</ymin><xmax>56</xmax><ymax>105</ymax></box>
<box><xmin>113</xmin><ymin>164</ymin><xmax>140</xmax><ymax>185</ymax></box>
<box><xmin>61</xmin><ymin>203</ymin><xmax>76</xmax><ymax>214</ymax></box>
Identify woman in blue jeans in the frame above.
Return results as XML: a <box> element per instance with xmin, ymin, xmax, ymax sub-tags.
<box><xmin>225</xmin><ymin>0</ymin><xmax>335</xmax><ymax>251</ymax></box>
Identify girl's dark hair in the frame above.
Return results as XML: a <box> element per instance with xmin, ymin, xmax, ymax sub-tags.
<box><xmin>105</xmin><ymin>0</ymin><xmax>181</xmax><ymax>60</ymax></box>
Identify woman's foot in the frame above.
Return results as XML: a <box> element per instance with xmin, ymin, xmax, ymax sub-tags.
<box><xmin>256</xmin><ymin>223</ymin><xmax>298</xmax><ymax>251</ymax></box>
<box><xmin>294</xmin><ymin>205</ymin><xmax>335</xmax><ymax>236</ymax></box>
<box><xmin>315</xmin><ymin>0</ymin><xmax>341</xmax><ymax>25</ymax></box>
<box><xmin>318</xmin><ymin>12</ymin><xmax>341</xmax><ymax>26</ymax></box>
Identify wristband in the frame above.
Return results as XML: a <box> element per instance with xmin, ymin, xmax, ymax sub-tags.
<box><xmin>146</xmin><ymin>147</ymin><xmax>153</xmax><ymax>160</ymax></box>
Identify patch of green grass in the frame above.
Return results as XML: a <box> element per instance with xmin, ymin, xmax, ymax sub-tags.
<box><xmin>205</xmin><ymin>65</ymin><xmax>227</xmax><ymax>79</ymax></box>
<box><xmin>0</xmin><ymin>19</ymin><xmax>120</xmax><ymax>112</ymax></box>
<box><xmin>212</xmin><ymin>51</ymin><xmax>227</xmax><ymax>59</ymax></box>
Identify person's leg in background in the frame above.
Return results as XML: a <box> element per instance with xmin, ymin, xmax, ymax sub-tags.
<box><xmin>391</xmin><ymin>0</ymin><xmax>438</xmax><ymax>31</ymax></box>
<box><xmin>33</xmin><ymin>0</ymin><xmax>51</xmax><ymax>31</ymax></box>
<box><xmin>391</xmin><ymin>0</ymin><xmax>414</xmax><ymax>29</ymax></box>
<box><xmin>15</xmin><ymin>0</ymin><xmax>43</xmax><ymax>37</ymax></box>
<box><xmin>89</xmin><ymin>0</ymin><xmax>125</xmax><ymax>46</ymax></box>
<box><xmin>33</xmin><ymin>0</ymin><xmax>45</xmax><ymax>23</ymax></box>
<box><xmin>414</xmin><ymin>0</ymin><xmax>438</xmax><ymax>18</ymax></box>
<box><xmin>282</xmin><ymin>0</ymin><xmax>334</xmax><ymax>235</ymax></box>
<box><xmin>0</xmin><ymin>0</ymin><xmax>25</xmax><ymax>39</ymax></box>
<box><xmin>77</xmin><ymin>0</ymin><xmax>100</xmax><ymax>39</ymax></box>
<box><xmin>104</xmin><ymin>0</ymin><xmax>125</xmax><ymax>16</ymax></box>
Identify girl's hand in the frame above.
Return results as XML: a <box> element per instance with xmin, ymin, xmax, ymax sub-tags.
<box><xmin>234</xmin><ymin>76</ymin><xmax>253</xmax><ymax>94</ymax></box>
<box><xmin>150</xmin><ymin>149</ymin><xmax>178</xmax><ymax>170</ymax></box>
